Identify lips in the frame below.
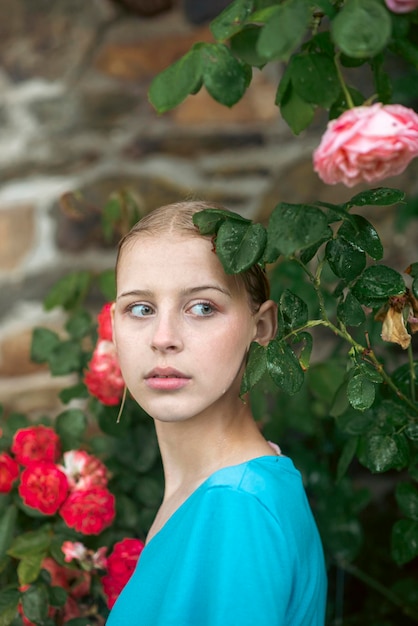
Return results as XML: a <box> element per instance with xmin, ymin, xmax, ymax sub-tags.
<box><xmin>145</xmin><ymin>368</ymin><xmax>191</xmax><ymax>391</ymax></box>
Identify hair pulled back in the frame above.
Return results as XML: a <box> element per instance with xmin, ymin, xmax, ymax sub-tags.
<box><xmin>116</xmin><ymin>200</ymin><xmax>270</xmax><ymax>312</ymax></box>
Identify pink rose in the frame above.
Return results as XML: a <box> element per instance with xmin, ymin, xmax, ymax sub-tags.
<box><xmin>101</xmin><ymin>538</ymin><xmax>145</xmax><ymax>609</ymax></box>
<box><xmin>60</xmin><ymin>450</ymin><xmax>109</xmax><ymax>491</ymax></box>
<box><xmin>385</xmin><ymin>0</ymin><xmax>418</xmax><ymax>12</ymax></box>
<box><xmin>313</xmin><ymin>103</ymin><xmax>418</xmax><ymax>187</ymax></box>
<box><xmin>12</xmin><ymin>425</ymin><xmax>61</xmax><ymax>466</ymax></box>
<box><xmin>0</xmin><ymin>453</ymin><xmax>19</xmax><ymax>493</ymax></box>
<box><xmin>59</xmin><ymin>486</ymin><xmax>116</xmax><ymax>534</ymax></box>
<box><xmin>62</xmin><ymin>540</ymin><xmax>108</xmax><ymax>570</ymax></box>
<box><xmin>84</xmin><ymin>339</ymin><xmax>125</xmax><ymax>405</ymax></box>
<box><xmin>19</xmin><ymin>461</ymin><xmax>69</xmax><ymax>515</ymax></box>
<box><xmin>97</xmin><ymin>303</ymin><xmax>114</xmax><ymax>341</ymax></box>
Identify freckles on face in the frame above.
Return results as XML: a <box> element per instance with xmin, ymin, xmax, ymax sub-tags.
<box><xmin>112</xmin><ymin>233</ymin><xmax>257</xmax><ymax>419</ymax></box>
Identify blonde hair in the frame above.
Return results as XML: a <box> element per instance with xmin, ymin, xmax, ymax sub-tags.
<box><xmin>116</xmin><ymin>200</ymin><xmax>270</xmax><ymax>311</ymax></box>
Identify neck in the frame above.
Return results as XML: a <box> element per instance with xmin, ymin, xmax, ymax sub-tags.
<box><xmin>154</xmin><ymin>399</ymin><xmax>273</xmax><ymax>499</ymax></box>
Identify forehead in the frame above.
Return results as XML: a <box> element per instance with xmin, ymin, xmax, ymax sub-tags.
<box><xmin>116</xmin><ymin>233</ymin><xmax>242</xmax><ymax>295</ymax></box>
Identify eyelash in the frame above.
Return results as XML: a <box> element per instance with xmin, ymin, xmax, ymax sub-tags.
<box><xmin>125</xmin><ymin>301</ymin><xmax>217</xmax><ymax>318</ymax></box>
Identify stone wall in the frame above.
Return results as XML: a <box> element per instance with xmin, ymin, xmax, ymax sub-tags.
<box><xmin>1</xmin><ymin>0</ymin><xmax>417</xmax><ymax>416</ymax></box>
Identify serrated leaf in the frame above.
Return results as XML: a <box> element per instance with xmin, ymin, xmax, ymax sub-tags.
<box><xmin>331</xmin><ymin>0</ymin><xmax>391</xmax><ymax>58</ymax></box>
<box><xmin>279</xmin><ymin>290</ymin><xmax>308</xmax><ymax>332</ymax></box>
<box><xmin>148</xmin><ymin>47</ymin><xmax>202</xmax><ymax>113</ymax></box>
<box><xmin>8</xmin><ymin>528</ymin><xmax>51</xmax><ymax>559</ymax></box>
<box><xmin>338</xmin><ymin>215</ymin><xmax>383</xmax><ymax>260</ymax></box>
<box><xmin>215</xmin><ymin>220</ymin><xmax>267</xmax><ymax>273</ymax></box>
<box><xmin>241</xmin><ymin>342</ymin><xmax>267</xmax><ymax>395</ymax></box>
<box><xmin>396</xmin><ymin>483</ymin><xmax>418</xmax><ymax>521</ymax></box>
<box><xmin>55</xmin><ymin>409</ymin><xmax>87</xmax><ymax>450</ymax></box>
<box><xmin>279</xmin><ymin>81</ymin><xmax>315</xmax><ymax>135</ymax></box>
<box><xmin>192</xmin><ymin>209</ymin><xmax>249</xmax><ymax>236</ymax></box>
<box><xmin>336</xmin><ymin>437</ymin><xmax>358</xmax><ymax>482</ymax></box>
<box><xmin>30</xmin><ymin>328</ymin><xmax>60</xmax><ymax>364</ymax></box>
<box><xmin>18</xmin><ymin>552</ymin><xmax>45</xmax><ymax>586</ymax></box>
<box><xmin>43</xmin><ymin>271</ymin><xmax>91</xmax><ymax>312</ymax></box>
<box><xmin>266</xmin><ymin>340</ymin><xmax>304</xmax><ymax>395</ymax></box>
<box><xmin>65</xmin><ymin>309</ymin><xmax>93</xmax><ymax>340</ymax></box>
<box><xmin>210</xmin><ymin>0</ymin><xmax>255</xmax><ymax>41</ymax></box>
<box><xmin>0</xmin><ymin>506</ymin><xmax>17</xmax><ymax>560</ymax></box>
<box><xmin>265</xmin><ymin>202</ymin><xmax>332</xmax><ymax>261</ymax></box>
<box><xmin>201</xmin><ymin>43</ymin><xmax>252</xmax><ymax>107</ymax></box>
<box><xmin>326</xmin><ymin>238</ymin><xmax>366</xmax><ymax>282</ymax></box>
<box><xmin>21</xmin><ymin>584</ymin><xmax>49</xmax><ymax>623</ymax></box>
<box><xmin>358</xmin><ymin>433</ymin><xmax>409</xmax><ymax>473</ymax></box>
<box><xmin>230</xmin><ymin>25</ymin><xmax>266</xmax><ymax>67</ymax></box>
<box><xmin>0</xmin><ymin>589</ymin><xmax>20</xmax><ymax>626</ymax></box>
<box><xmin>257</xmin><ymin>0</ymin><xmax>310</xmax><ymax>62</ymax></box>
<box><xmin>391</xmin><ymin>519</ymin><xmax>418</xmax><ymax>565</ymax></box>
<box><xmin>352</xmin><ymin>265</ymin><xmax>405</xmax><ymax>307</ymax></box>
<box><xmin>291</xmin><ymin>52</ymin><xmax>340</xmax><ymax>108</ymax></box>
<box><xmin>347</xmin><ymin>375</ymin><xmax>375</xmax><ymax>411</ymax></box>
<box><xmin>337</xmin><ymin>292</ymin><xmax>366</xmax><ymax>327</ymax></box>
<box><xmin>346</xmin><ymin>187</ymin><xmax>405</xmax><ymax>207</ymax></box>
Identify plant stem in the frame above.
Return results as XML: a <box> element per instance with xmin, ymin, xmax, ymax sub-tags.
<box><xmin>339</xmin><ymin>560</ymin><xmax>418</xmax><ymax>622</ymax></box>
<box><xmin>334</xmin><ymin>53</ymin><xmax>355</xmax><ymax>109</ymax></box>
<box><xmin>407</xmin><ymin>342</ymin><xmax>416</xmax><ymax>403</ymax></box>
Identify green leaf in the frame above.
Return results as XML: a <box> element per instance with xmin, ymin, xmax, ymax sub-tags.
<box><xmin>201</xmin><ymin>43</ymin><xmax>252</xmax><ymax>107</ymax></box>
<box><xmin>18</xmin><ymin>552</ymin><xmax>45</xmax><ymax>586</ymax></box>
<box><xmin>65</xmin><ymin>309</ymin><xmax>93</xmax><ymax>340</ymax></box>
<box><xmin>43</xmin><ymin>271</ymin><xmax>91</xmax><ymax>311</ymax></box>
<box><xmin>30</xmin><ymin>328</ymin><xmax>60</xmax><ymax>364</ymax></box>
<box><xmin>347</xmin><ymin>375</ymin><xmax>375</xmax><ymax>411</ymax></box>
<box><xmin>396</xmin><ymin>483</ymin><xmax>418</xmax><ymax>521</ymax></box>
<box><xmin>135</xmin><ymin>477</ymin><xmax>164</xmax><ymax>507</ymax></box>
<box><xmin>55</xmin><ymin>408</ymin><xmax>87</xmax><ymax>450</ymax></box>
<box><xmin>98</xmin><ymin>269</ymin><xmax>116</xmax><ymax>301</ymax></box>
<box><xmin>336</xmin><ymin>437</ymin><xmax>358</xmax><ymax>482</ymax></box>
<box><xmin>331</xmin><ymin>0</ymin><xmax>391</xmax><ymax>58</ymax></box>
<box><xmin>59</xmin><ymin>382</ymin><xmax>89</xmax><ymax>404</ymax></box>
<box><xmin>0</xmin><ymin>588</ymin><xmax>20</xmax><ymax>626</ymax></box>
<box><xmin>338</xmin><ymin>215</ymin><xmax>383</xmax><ymax>260</ymax></box>
<box><xmin>210</xmin><ymin>0</ymin><xmax>255</xmax><ymax>41</ymax></box>
<box><xmin>291</xmin><ymin>52</ymin><xmax>340</xmax><ymax>108</ymax></box>
<box><xmin>266</xmin><ymin>340</ymin><xmax>304</xmax><ymax>395</ymax></box>
<box><xmin>329</xmin><ymin>86</ymin><xmax>365</xmax><ymax>120</ymax></box>
<box><xmin>407</xmin><ymin>262</ymin><xmax>418</xmax><ymax>278</ymax></box>
<box><xmin>257</xmin><ymin>0</ymin><xmax>311</xmax><ymax>62</ymax></box>
<box><xmin>336</xmin><ymin>408</ymin><xmax>374</xmax><ymax>435</ymax></box>
<box><xmin>279</xmin><ymin>289</ymin><xmax>308</xmax><ymax>332</ymax></box>
<box><xmin>215</xmin><ymin>220</ymin><xmax>267</xmax><ymax>273</ymax></box>
<box><xmin>0</xmin><ymin>506</ymin><xmax>17</xmax><ymax>561</ymax></box>
<box><xmin>21</xmin><ymin>584</ymin><xmax>49</xmax><ymax>623</ymax></box>
<box><xmin>148</xmin><ymin>47</ymin><xmax>202</xmax><ymax>113</ymax></box>
<box><xmin>352</xmin><ymin>265</ymin><xmax>405</xmax><ymax>307</ymax></box>
<box><xmin>346</xmin><ymin>187</ymin><xmax>405</xmax><ymax>207</ymax></box>
<box><xmin>325</xmin><ymin>238</ymin><xmax>366</xmax><ymax>282</ymax></box>
<box><xmin>230</xmin><ymin>25</ymin><xmax>266</xmax><ymax>67</ymax></box>
<box><xmin>337</xmin><ymin>292</ymin><xmax>366</xmax><ymax>327</ymax></box>
<box><xmin>8</xmin><ymin>528</ymin><xmax>51</xmax><ymax>559</ymax></box>
<box><xmin>371</xmin><ymin>53</ymin><xmax>392</xmax><ymax>104</ymax></box>
<box><xmin>102</xmin><ymin>195</ymin><xmax>122</xmax><ymax>242</ymax></box>
<box><xmin>241</xmin><ymin>342</ymin><xmax>267</xmax><ymax>395</ymax></box>
<box><xmin>48</xmin><ymin>586</ymin><xmax>67</xmax><ymax>608</ymax></box>
<box><xmin>48</xmin><ymin>340</ymin><xmax>84</xmax><ymax>376</ymax></box>
<box><xmin>412</xmin><ymin>277</ymin><xmax>418</xmax><ymax>300</ymax></box>
<box><xmin>358</xmin><ymin>433</ymin><xmax>409</xmax><ymax>473</ymax></box>
<box><xmin>391</xmin><ymin>519</ymin><xmax>418</xmax><ymax>565</ymax></box>
<box><xmin>265</xmin><ymin>202</ymin><xmax>331</xmax><ymax>261</ymax></box>
<box><xmin>279</xmin><ymin>81</ymin><xmax>315</xmax><ymax>135</ymax></box>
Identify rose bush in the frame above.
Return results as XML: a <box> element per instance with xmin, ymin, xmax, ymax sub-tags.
<box><xmin>313</xmin><ymin>103</ymin><xmax>418</xmax><ymax>187</ymax></box>
<box><xmin>101</xmin><ymin>538</ymin><xmax>145</xmax><ymax>609</ymax></box>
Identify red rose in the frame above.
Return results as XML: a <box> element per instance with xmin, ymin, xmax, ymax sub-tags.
<box><xmin>84</xmin><ymin>340</ymin><xmax>124</xmax><ymax>405</ymax></box>
<box><xmin>313</xmin><ymin>103</ymin><xmax>418</xmax><ymax>187</ymax></box>
<box><xmin>97</xmin><ymin>303</ymin><xmax>114</xmax><ymax>341</ymax></box>
<box><xmin>19</xmin><ymin>461</ymin><xmax>69</xmax><ymax>515</ymax></box>
<box><xmin>12</xmin><ymin>425</ymin><xmax>61</xmax><ymax>466</ymax></box>
<box><xmin>101</xmin><ymin>538</ymin><xmax>144</xmax><ymax>609</ymax></box>
<box><xmin>59</xmin><ymin>486</ymin><xmax>116</xmax><ymax>535</ymax></box>
<box><xmin>0</xmin><ymin>453</ymin><xmax>19</xmax><ymax>493</ymax></box>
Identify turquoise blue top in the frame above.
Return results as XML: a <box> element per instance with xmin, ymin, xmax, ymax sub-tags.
<box><xmin>106</xmin><ymin>455</ymin><xmax>327</xmax><ymax>626</ymax></box>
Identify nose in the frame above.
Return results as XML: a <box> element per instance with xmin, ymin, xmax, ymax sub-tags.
<box><xmin>150</xmin><ymin>312</ymin><xmax>183</xmax><ymax>353</ymax></box>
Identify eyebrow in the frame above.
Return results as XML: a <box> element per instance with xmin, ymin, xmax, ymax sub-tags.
<box><xmin>117</xmin><ymin>285</ymin><xmax>232</xmax><ymax>300</ymax></box>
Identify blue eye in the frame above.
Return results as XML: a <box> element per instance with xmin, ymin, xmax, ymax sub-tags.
<box><xmin>129</xmin><ymin>303</ymin><xmax>154</xmax><ymax>317</ymax></box>
<box><xmin>190</xmin><ymin>302</ymin><xmax>214</xmax><ymax>316</ymax></box>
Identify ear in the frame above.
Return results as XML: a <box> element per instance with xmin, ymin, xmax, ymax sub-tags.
<box><xmin>253</xmin><ymin>300</ymin><xmax>278</xmax><ymax>346</ymax></box>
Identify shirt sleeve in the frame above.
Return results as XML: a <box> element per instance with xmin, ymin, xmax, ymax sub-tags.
<box><xmin>172</xmin><ymin>485</ymin><xmax>295</xmax><ymax>626</ymax></box>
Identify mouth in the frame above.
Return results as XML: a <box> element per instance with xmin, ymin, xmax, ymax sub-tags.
<box><xmin>145</xmin><ymin>368</ymin><xmax>191</xmax><ymax>391</ymax></box>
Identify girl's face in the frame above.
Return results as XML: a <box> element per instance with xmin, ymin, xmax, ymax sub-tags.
<box><xmin>113</xmin><ymin>233</ymin><xmax>275</xmax><ymax>425</ymax></box>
